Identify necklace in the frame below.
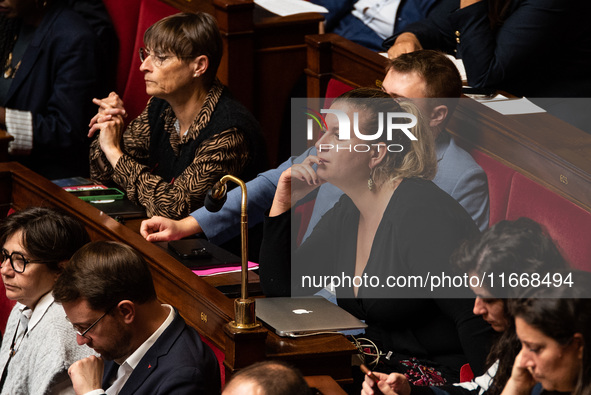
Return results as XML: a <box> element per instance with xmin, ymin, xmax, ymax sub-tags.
<box><xmin>9</xmin><ymin>319</ymin><xmax>28</xmax><ymax>357</ymax></box>
<box><xmin>3</xmin><ymin>34</ymin><xmax>20</xmax><ymax>80</ymax></box>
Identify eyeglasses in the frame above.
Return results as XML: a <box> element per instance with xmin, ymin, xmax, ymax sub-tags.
<box><xmin>138</xmin><ymin>47</ymin><xmax>194</xmax><ymax>67</ymax></box>
<box><xmin>71</xmin><ymin>305</ymin><xmax>116</xmax><ymax>339</ymax></box>
<box><xmin>1</xmin><ymin>248</ymin><xmax>51</xmax><ymax>273</ymax></box>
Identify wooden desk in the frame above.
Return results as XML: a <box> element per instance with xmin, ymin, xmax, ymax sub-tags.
<box><xmin>0</xmin><ymin>129</ymin><xmax>13</xmax><ymax>162</ymax></box>
<box><xmin>305</xmin><ymin>375</ymin><xmax>348</xmax><ymax>395</ymax></box>
<box><xmin>160</xmin><ymin>0</ymin><xmax>323</xmax><ymax>166</ymax></box>
<box><xmin>0</xmin><ymin>162</ymin><xmax>356</xmax><ymax>382</ymax></box>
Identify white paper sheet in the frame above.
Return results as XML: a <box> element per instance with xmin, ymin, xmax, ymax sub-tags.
<box><xmin>445</xmin><ymin>55</ymin><xmax>467</xmax><ymax>83</ymax></box>
<box><xmin>255</xmin><ymin>0</ymin><xmax>328</xmax><ymax>16</ymax></box>
<box><xmin>482</xmin><ymin>98</ymin><xmax>547</xmax><ymax>115</ymax></box>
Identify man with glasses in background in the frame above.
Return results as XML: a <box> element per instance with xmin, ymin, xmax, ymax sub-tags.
<box><xmin>53</xmin><ymin>241</ymin><xmax>220</xmax><ymax>395</ymax></box>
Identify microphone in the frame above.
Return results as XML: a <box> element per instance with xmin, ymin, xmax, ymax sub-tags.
<box><xmin>204</xmin><ymin>181</ymin><xmax>227</xmax><ymax>212</ymax></box>
<box><xmin>202</xmin><ymin>175</ymin><xmax>259</xmax><ymax>329</ymax></box>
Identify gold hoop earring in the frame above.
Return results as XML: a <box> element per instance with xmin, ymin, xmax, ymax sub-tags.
<box><xmin>368</xmin><ymin>168</ymin><xmax>376</xmax><ymax>191</ymax></box>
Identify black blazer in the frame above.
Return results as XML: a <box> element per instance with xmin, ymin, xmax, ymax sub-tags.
<box><xmin>102</xmin><ymin>310</ymin><xmax>221</xmax><ymax>395</ymax></box>
<box><xmin>4</xmin><ymin>4</ymin><xmax>103</xmax><ymax>178</ymax></box>
<box><xmin>384</xmin><ymin>0</ymin><xmax>591</xmax><ymax>98</ymax></box>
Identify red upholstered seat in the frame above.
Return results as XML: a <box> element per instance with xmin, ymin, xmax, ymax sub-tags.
<box><xmin>468</xmin><ymin>150</ymin><xmax>516</xmax><ymax>227</ymax></box>
<box><xmin>0</xmin><ymin>282</ymin><xmax>16</xmax><ymax>335</ymax></box>
<box><xmin>199</xmin><ymin>334</ymin><xmax>226</xmax><ymax>386</ymax></box>
<box><xmin>505</xmin><ymin>173</ymin><xmax>591</xmax><ymax>271</ymax></box>
<box><xmin>122</xmin><ymin>0</ymin><xmax>178</xmax><ymax>120</ymax></box>
<box><xmin>323</xmin><ymin>78</ymin><xmax>355</xmax><ymax>108</ymax></box>
<box><xmin>295</xmin><ymin>199</ymin><xmax>316</xmax><ymax>246</ymax></box>
<box><xmin>102</xmin><ymin>0</ymin><xmax>178</xmax><ymax>120</ymax></box>
<box><xmin>102</xmin><ymin>0</ymin><xmax>141</xmax><ymax>96</ymax></box>
<box><xmin>1</xmin><ymin>208</ymin><xmax>17</xmax><ymax>334</ymax></box>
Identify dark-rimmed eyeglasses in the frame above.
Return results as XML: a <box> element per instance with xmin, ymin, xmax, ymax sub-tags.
<box><xmin>1</xmin><ymin>248</ymin><xmax>52</xmax><ymax>273</ymax></box>
<box><xmin>138</xmin><ymin>47</ymin><xmax>194</xmax><ymax>67</ymax></box>
<box><xmin>71</xmin><ymin>305</ymin><xmax>116</xmax><ymax>339</ymax></box>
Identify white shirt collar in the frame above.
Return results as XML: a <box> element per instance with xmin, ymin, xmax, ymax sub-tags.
<box><xmin>16</xmin><ymin>291</ymin><xmax>54</xmax><ymax>332</ymax></box>
<box><xmin>117</xmin><ymin>304</ymin><xmax>175</xmax><ymax>369</ymax></box>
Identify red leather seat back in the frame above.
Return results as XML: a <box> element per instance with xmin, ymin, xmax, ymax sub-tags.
<box><xmin>469</xmin><ymin>150</ymin><xmax>516</xmax><ymax>227</ymax></box>
<box><xmin>506</xmin><ymin>173</ymin><xmax>591</xmax><ymax>270</ymax></box>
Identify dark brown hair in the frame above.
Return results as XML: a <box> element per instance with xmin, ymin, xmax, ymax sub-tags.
<box><xmin>0</xmin><ymin>206</ymin><xmax>90</xmax><ymax>273</ymax></box>
<box><xmin>144</xmin><ymin>12</ymin><xmax>223</xmax><ymax>88</ymax></box>
<box><xmin>53</xmin><ymin>241</ymin><xmax>157</xmax><ymax>311</ymax></box>
<box><xmin>454</xmin><ymin>217</ymin><xmax>568</xmax><ymax>297</ymax></box>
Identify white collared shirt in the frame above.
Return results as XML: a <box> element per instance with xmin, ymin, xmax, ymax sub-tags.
<box><xmin>118</xmin><ymin>304</ymin><xmax>175</xmax><ymax>370</ymax></box>
<box><xmin>5</xmin><ymin>108</ymin><xmax>33</xmax><ymax>155</ymax></box>
<box><xmin>351</xmin><ymin>0</ymin><xmax>401</xmax><ymax>39</ymax></box>
<box><xmin>17</xmin><ymin>291</ymin><xmax>54</xmax><ymax>333</ymax></box>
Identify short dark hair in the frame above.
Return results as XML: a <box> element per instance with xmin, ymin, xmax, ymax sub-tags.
<box><xmin>227</xmin><ymin>361</ymin><xmax>311</xmax><ymax>395</ymax></box>
<box><xmin>454</xmin><ymin>217</ymin><xmax>568</xmax><ymax>297</ymax></box>
<box><xmin>53</xmin><ymin>241</ymin><xmax>157</xmax><ymax>311</ymax></box>
<box><xmin>386</xmin><ymin>50</ymin><xmax>461</xmax><ymax>121</ymax></box>
<box><xmin>144</xmin><ymin>12</ymin><xmax>223</xmax><ymax>88</ymax></box>
<box><xmin>387</xmin><ymin>50</ymin><xmax>462</xmax><ymax>99</ymax></box>
<box><xmin>0</xmin><ymin>206</ymin><xmax>90</xmax><ymax>273</ymax></box>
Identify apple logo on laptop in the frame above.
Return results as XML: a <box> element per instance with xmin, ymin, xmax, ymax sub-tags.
<box><xmin>292</xmin><ymin>309</ymin><xmax>313</xmax><ymax>314</ymax></box>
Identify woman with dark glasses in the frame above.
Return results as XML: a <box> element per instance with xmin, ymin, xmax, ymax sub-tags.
<box><xmin>0</xmin><ymin>206</ymin><xmax>95</xmax><ymax>394</ymax></box>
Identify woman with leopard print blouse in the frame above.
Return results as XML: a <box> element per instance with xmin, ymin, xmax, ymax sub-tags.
<box><xmin>88</xmin><ymin>12</ymin><xmax>265</xmax><ymax>219</ymax></box>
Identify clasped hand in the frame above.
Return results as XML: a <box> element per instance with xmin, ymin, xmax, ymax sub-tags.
<box><xmin>68</xmin><ymin>355</ymin><xmax>104</xmax><ymax>395</ymax></box>
<box><xmin>88</xmin><ymin>92</ymin><xmax>127</xmax><ymax>167</ymax></box>
<box><xmin>269</xmin><ymin>156</ymin><xmax>326</xmax><ymax>217</ymax></box>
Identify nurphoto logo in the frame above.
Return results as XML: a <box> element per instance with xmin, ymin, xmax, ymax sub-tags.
<box><xmin>305</xmin><ymin>108</ymin><xmax>418</xmax><ymax>153</ymax></box>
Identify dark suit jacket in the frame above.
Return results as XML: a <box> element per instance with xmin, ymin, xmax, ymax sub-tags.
<box><xmin>62</xmin><ymin>0</ymin><xmax>119</xmax><ymax>93</ymax></box>
<box><xmin>309</xmin><ymin>0</ymin><xmax>437</xmax><ymax>51</ymax></box>
<box><xmin>102</xmin><ymin>311</ymin><xmax>221</xmax><ymax>395</ymax></box>
<box><xmin>4</xmin><ymin>4</ymin><xmax>103</xmax><ymax>178</ymax></box>
<box><xmin>383</xmin><ymin>0</ymin><xmax>591</xmax><ymax>98</ymax></box>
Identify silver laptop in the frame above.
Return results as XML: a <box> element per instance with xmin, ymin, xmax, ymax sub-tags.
<box><xmin>255</xmin><ymin>297</ymin><xmax>367</xmax><ymax>337</ymax></box>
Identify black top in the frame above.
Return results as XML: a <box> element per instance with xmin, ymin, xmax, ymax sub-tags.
<box><xmin>147</xmin><ymin>88</ymin><xmax>266</xmax><ymax>183</ymax></box>
<box><xmin>260</xmin><ymin>178</ymin><xmax>493</xmax><ymax>376</ymax></box>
